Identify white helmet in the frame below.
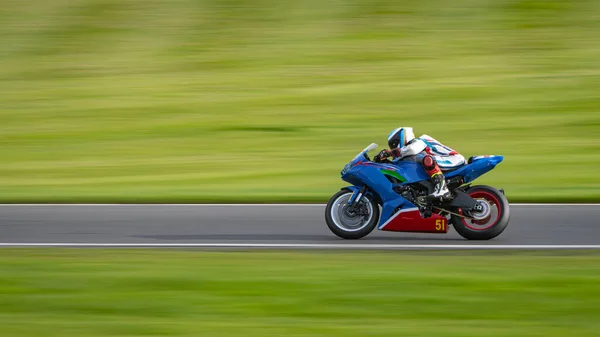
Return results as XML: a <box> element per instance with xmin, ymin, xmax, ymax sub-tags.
<box><xmin>388</xmin><ymin>127</ymin><xmax>415</xmax><ymax>150</ymax></box>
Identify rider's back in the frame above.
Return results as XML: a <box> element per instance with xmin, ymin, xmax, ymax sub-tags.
<box><xmin>416</xmin><ymin>134</ymin><xmax>461</xmax><ymax>157</ymax></box>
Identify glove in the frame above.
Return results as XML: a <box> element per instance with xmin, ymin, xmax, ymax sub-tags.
<box><xmin>380</xmin><ymin>149</ymin><xmax>392</xmax><ymax>158</ymax></box>
<box><xmin>374</xmin><ymin>150</ymin><xmax>391</xmax><ymax>163</ymax></box>
<box><xmin>376</xmin><ymin>149</ymin><xmax>401</xmax><ymax>162</ymax></box>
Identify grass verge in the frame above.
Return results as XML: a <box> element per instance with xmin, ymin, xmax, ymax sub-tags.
<box><xmin>1</xmin><ymin>0</ymin><xmax>599</xmax><ymax>202</ymax></box>
<box><xmin>0</xmin><ymin>249</ymin><xmax>599</xmax><ymax>336</ymax></box>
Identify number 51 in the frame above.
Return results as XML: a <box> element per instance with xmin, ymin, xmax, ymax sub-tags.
<box><xmin>435</xmin><ymin>219</ymin><xmax>445</xmax><ymax>231</ymax></box>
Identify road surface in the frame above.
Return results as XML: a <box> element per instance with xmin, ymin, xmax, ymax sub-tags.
<box><xmin>0</xmin><ymin>204</ymin><xmax>599</xmax><ymax>249</ymax></box>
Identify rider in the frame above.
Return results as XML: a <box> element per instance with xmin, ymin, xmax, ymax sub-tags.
<box><xmin>376</xmin><ymin>127</ymin><xmax>466</xmax><ymax>201</ymax></box>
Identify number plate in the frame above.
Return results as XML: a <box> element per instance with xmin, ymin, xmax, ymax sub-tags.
<box><xmin>341</xmin><ymin>163</ymin><xmax>352</xmax><ymax>175</ymax></box>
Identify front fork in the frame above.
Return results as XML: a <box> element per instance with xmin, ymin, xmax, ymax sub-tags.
<box><xmin>347</xmin><ymin>185</ymin><xmax>368</xmax><ymax>211</ymax></box>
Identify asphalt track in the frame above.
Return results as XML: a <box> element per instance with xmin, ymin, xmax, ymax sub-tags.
<box><xmin>0</xmin><ymin>204</ymin><xmax>599</xmax><ymax>249</ymax></box>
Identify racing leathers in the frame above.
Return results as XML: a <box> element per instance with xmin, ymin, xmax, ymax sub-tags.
<box><xmin>383</xmin><ymin>135</ymin><xmax>465</xmax><ymax>200</ymax></box>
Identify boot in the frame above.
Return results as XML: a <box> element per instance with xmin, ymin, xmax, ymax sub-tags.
<box><xmin>427</xmin><ymin>173</ymin><xmax>452</xmax><ymax>201</ymax></box>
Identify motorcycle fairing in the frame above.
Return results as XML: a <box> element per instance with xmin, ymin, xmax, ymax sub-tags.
<box><xmin>445</xmin><ymin>155</ymin><xmax>504</xmax><ymax>183</ymax></box>
<box><xmin>341</xmin><ymin>153</ymin><xmax>504</xmax><ymax>230</ymax></box>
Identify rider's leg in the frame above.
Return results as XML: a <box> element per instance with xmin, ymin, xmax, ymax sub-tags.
<box><xmin>422</xmin><ymin>155</ymin><xmax>451</xmax><ymax>200</ymax></box>
<box><xmin>435</xmin><ymin>154</ymin><xmax>466</xmax><ymax>171</ymax></box>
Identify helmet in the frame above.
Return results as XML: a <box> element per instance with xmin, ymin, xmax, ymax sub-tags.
<box><xmin>388</xmin><ymin>127</ymin><xmax>415</xmax><ymax>149</ymax></box>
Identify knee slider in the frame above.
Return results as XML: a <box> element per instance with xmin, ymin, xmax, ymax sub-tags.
<box><xmin>422</xmin><ymin>155</ymin><xmax>435</xmax><ymax>170</ymax></box>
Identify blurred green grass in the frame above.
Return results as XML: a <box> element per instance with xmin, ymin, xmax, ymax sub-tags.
<box><xmin>0</xmin><ymin>249</ymin><xmax>599</xmax><ymax>336</ymax></box>
<box><xmin>1</xmin><ymin>0</ymin><xmax>599</xmax><ymax>202</ymax></box>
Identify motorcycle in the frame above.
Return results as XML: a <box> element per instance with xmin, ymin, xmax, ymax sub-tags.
<box><xmin>325</xmin><ymin>143</ymin><xmax>510</xmax><ymax>240</ymax></box>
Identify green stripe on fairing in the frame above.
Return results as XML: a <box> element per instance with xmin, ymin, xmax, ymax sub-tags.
<box><xmin>381</xmin><ymin>169</ymin><xmax>407</xmax><ymax>182</ymax></box>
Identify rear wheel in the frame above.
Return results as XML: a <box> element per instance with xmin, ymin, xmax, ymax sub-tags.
<box><xmin>325</xmin><ymin>189</ymin><xmax>380</xmax><ymax>240</ymax></box>
<box><xmin>451</xmin><ymin>185</ymin><xmax>510</xmax><ymax>240</ymax></box>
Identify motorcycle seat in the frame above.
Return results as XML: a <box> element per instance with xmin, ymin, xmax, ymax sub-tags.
<box><xmin>440</xmin><ymin>155</ymin><xmax>493</xmax><ymax>172</ymax></box>
<box><xmin>441</xmin><ymin>164</ymin><xmax>465</xmax><ymax>172</ymax></box>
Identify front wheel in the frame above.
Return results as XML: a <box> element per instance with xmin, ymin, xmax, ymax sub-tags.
<box><xmin>451</xmin><ymin>185</ymin><xmax>510</xmax><ymax>240</ymax></box>
<box><xmin>325</xmin><ymin>189</ymin><xmax>380</xmax><ymax>240</ymax></box>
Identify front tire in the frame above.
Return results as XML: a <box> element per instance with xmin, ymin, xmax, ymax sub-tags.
<box><xmin>451</xmin><ymin>185</ymin><xmax>510</xmax><ymax>240</ymax></box>
<box><xmin>325</xmin><ymin>189</ymin><xmax>380</xmax><ymax>240</ymax></box>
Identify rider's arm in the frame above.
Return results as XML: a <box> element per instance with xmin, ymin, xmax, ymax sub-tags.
<box><xmin>381</xmin><ymin>139</ymin><xmax>427</xmax><ymax>160</ymax></box>
<box><xmin>397</xmin><ymin>139</ymin><xmax>427</xmax><ymax>158</ymax></box>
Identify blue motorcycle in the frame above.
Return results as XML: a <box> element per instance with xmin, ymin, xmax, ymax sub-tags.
<box><xmin>325</xmin><ymin>143</ymin><xmax>510</xmax><ymax>240</ymax></box>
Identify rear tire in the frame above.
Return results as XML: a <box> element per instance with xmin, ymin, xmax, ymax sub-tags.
<box><xmin>450</xmin><ymin>185</ymin><xmax>510</xmax><ymax>240</ymax></box>
<box><xmin>325</xmin><ymin>189</ymin><xmax>380</xmax><ymax>240</ymax></box>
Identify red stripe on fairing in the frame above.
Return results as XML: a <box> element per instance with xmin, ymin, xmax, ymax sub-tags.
<box><xmin>380</xmin><ymin>209</ymin><xmax>448</xmax><ymax>233</ymax></box>
<box><xmin>379</xmin><ymin>208</ymin><xmax>420</xmax><ymax>229</ymax></box>
<box><xmin>357</xmin><ymin>162</ymin><xmax>380</xmax><ymax>168</ymax></box>
<box><xmin>449</xmin><ymin>151</ymin><xmax>458</xmax><ymax>155</ymax></box>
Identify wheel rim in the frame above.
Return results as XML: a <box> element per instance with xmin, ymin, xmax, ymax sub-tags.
<box><xmin>460</xmin><ymin>191</ymin><xmax>502</xmax><ymax>231</ymax></box>
<box><xmin>330</xmin><ymin>192</ymin><xmax>374</xmax><ymax>232</ymax></box>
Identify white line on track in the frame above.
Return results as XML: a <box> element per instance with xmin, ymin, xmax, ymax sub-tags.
<box><xmin>0</xmin><ymin>203</ymin><xmax>599</xmax><ymax>207</ymax></box>
<box><xmin>1</xmin><ymin>243</ymin><xmax>600</xmax><ymax>249</ymax></box>
<box><xmin>0</xmin><ymin>204</ymin><xmax>321</xmax><ymax>206</ymax></box>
